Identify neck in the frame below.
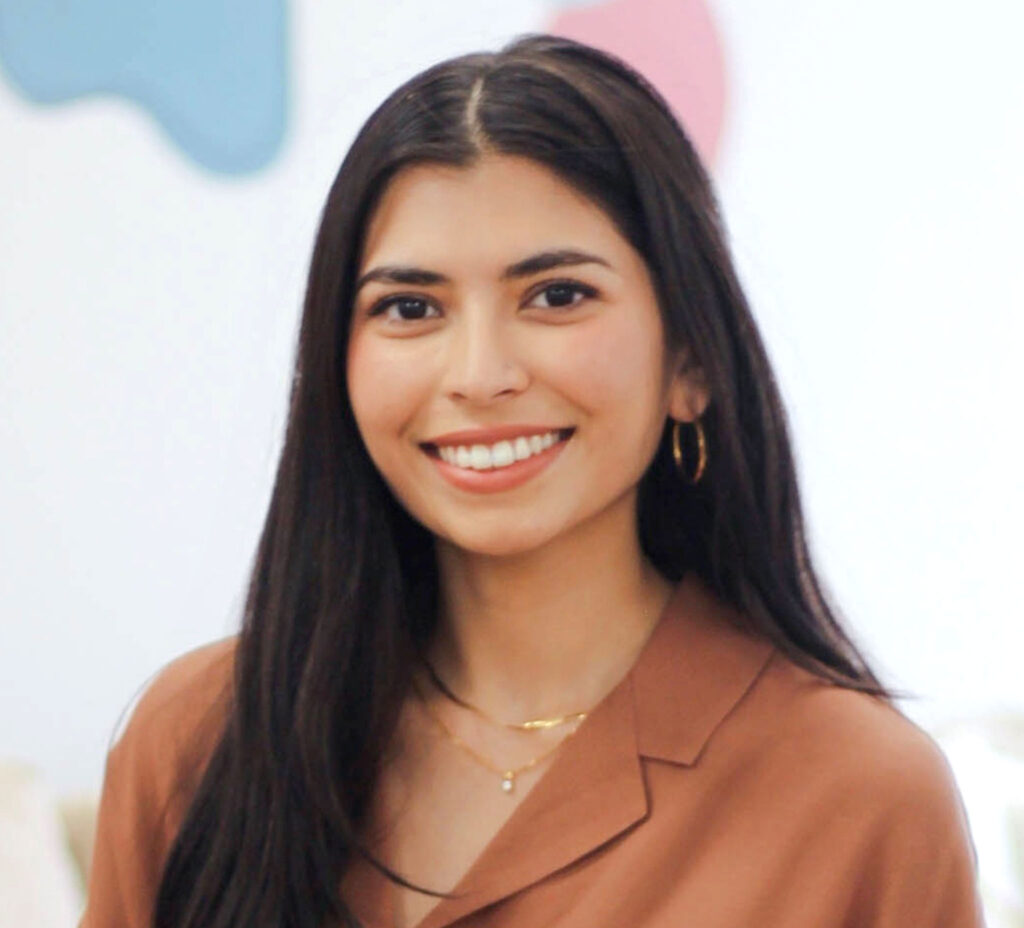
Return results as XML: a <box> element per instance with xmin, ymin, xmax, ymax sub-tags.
<box><xmin>426</xmin><ymin>495</ymin><xmax>674</xmax><ymax>721</ymax></box>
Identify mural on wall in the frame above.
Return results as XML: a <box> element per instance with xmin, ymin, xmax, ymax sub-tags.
<box><xmin>546</xmin><ymin>0</ymin><xmax>727</xmax><ymax>167</ymax></box>
<box><xmin>0</xmin><ymin>0</ymin><xmax>724</xmax><ymax>174</ymax></box>
<box><xmin>0</xmin><ymin>0</ymin><xmax>288</xmax><ymax>175</ymax></box>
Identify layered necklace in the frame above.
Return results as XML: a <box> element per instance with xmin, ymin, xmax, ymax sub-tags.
<box><xmin>413</xmin><ymin>659</ymin><xmax>591</xmax><ymax>794</ymax></box>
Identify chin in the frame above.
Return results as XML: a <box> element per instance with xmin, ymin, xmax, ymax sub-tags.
<box><xmin>435</xmin><ymin>518</ymin><xmax>568</xmax><ymax>560</ymax></box>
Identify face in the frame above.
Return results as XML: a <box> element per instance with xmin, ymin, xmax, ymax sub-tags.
<box><xmin>346</xmin><ymin>154</ymin><xmax>706</xmax><ymax>558</ymax></box>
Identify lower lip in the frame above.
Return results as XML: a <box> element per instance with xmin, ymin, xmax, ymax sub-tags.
<box><xmin>426</xmin><ymin>435</ymin><xmax>572</xmax><ymax>494</ymax></box>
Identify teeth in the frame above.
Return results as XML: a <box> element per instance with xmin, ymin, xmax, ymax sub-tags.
<box><xmin>437</xmin><ymin>430</ymin><xmax>567</xmax><ymax>471</ymax></box>
<box><xmin>470</xmin><ymin>445</ymin><xmax>490</xmax><ymax>469</ymax></box>
<box><xmin>491</xmin><ymin>440</ymin><xmax>515</xmax><ymax>467</ymax></box>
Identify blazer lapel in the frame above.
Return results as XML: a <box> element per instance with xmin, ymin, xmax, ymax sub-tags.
<box><xmin>417</xmin><ymin>669</ymin><xmax>649</xmax><ymax>928</ymax></box>
<box><xmin>370</xmin><ymin>571</ymin><xmax>775</xmax><ymax>928</ymax></box>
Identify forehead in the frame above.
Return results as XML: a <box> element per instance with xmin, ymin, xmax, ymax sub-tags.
<box><xmin>359</xmin><ymin>154</ymin><xmax>631</xmax><ymax>272</ymax></box>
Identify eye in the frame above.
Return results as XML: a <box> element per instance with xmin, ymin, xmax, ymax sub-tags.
<box><xmin>367</xmin><ymin>295</ymin><xmax>440</xmax><ymax>323</ymax></box>
<box><xmin>527</xmin><ymin>280</ymin><xmax>598</xmax><ymax>310</ymax></box>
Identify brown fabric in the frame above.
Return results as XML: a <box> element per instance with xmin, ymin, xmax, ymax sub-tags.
<box><xmin>80</xmin><ymin>574</ymin><xmax>987</xmax><ymax>927</ymax></box>
<box><xmin>79</xmin><ymin>636</ymin><xmax>233</xmax><ymax>928</ymax></box>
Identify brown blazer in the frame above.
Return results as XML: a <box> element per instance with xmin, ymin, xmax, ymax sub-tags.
<box><xmin>80</xmin><ymin>574</ymin><xmax>987</xmax><ymax>927</ymax></box>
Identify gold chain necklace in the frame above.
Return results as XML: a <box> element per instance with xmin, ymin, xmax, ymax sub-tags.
<box><xmin>411</xmin><ymin>679</ymin><xmax>581</xmax><ymax>794</ymax></box>
<box><xmin>420</xmin><ymin>659</ymin><xmax>589</xmax><ymax>731</ymax></box>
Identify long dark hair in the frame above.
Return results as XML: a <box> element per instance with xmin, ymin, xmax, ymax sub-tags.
<box><xmin>154</xmin><ymin>33</ymin><xmax>892</xmax><ymax>928</ymax></box>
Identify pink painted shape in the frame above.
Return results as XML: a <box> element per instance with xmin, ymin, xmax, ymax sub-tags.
<box><xmin>547</xmin><ymin>0</ymin><xmax>728</xmax><ymax>167</ymax></box>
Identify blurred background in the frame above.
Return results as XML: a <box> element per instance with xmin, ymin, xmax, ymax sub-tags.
<box><xmin>1</xmin><ymin>0</ymin><xmax>1021</xmax><ymax>924</ymax></box>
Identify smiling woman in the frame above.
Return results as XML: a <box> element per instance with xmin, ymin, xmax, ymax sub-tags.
<box><xmin>79</xmin><ymin>33</ymin><xmax>985</xmax><ymax>928</ymax></box>
<box><xmin>346</xmin><ymin>154</ymin><xmax>694</xmax><ymax>551</ymax></box>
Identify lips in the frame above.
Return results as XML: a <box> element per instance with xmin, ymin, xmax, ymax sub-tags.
<box><xmin>420</xmin><ymin>426</ymin><xmax>575</xmax><ymax>455</ymax></box>
<box><xmin>424</xmin><ymin>426</ymin><xmax>574</xmax><ymax>493</ymax></box>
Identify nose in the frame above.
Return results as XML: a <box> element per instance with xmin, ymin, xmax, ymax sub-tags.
<box><xmin>440</xmin><ymin>308</ymin><xmax>529</xmax><ymax>405</ymax></box>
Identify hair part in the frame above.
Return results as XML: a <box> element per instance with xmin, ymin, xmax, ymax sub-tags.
<box><xmin>463</xmin><ymin>76</ymin><xmax>490</xmax><ymax>151</ymax></box>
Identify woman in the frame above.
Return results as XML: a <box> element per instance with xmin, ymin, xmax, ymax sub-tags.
<box><xmin>80</xmin><ymin>34</ymin><xmax>985</xmax><ymax>928</ymax></box>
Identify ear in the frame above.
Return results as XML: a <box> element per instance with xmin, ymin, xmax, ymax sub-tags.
<box><xmin>666</xmin><ymin>348</ymin><xmax>710</xmax><ymax>422</ymax></box>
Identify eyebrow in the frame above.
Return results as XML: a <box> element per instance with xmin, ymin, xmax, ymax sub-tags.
<box><xmin>353</xmin><ymin>248</ymin><xmax>612</xmax><ymax>293</ymax></box>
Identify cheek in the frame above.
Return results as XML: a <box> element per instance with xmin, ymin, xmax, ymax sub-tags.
<box><xmin>556</xmin><ymin>312</ymin><xmax>665</xmax><ymax>415</ymax></box>
<box><xmin>346</xmin><ymin>335</ymin><xmax>426</xmax><ymax>446</ymax></box>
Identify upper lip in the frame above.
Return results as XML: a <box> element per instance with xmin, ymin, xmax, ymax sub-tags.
<box><xmin>421</xmin><ymin>424</ymin><xmax>574</xmax><ymax>448</ymax></box>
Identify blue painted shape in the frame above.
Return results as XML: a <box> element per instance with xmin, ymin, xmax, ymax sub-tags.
<box><xmin>0</xmin><ymin>0</ymin><xmax>288</xmax><ymax>174</ymax></box>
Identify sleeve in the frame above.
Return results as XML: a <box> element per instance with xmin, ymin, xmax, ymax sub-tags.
<box><xmin>841</xmin><ymin>724</ymin><xmax>988</xmax><ymax>928</ymax></box>
<box><xmin>77</xmin><ymin>730</ymin><xmax>174</xmax><ymax>928</ymax></box>
<box><xmin>78</xmin><ymin>638</ymin><xmax>234</xmax><ymax>928</ymax></box>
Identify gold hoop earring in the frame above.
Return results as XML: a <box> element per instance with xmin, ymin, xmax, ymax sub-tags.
<box><xmin>671</xmin><ymin>418</ymin><xmax>707</xmax><ymax>484</ymax></box>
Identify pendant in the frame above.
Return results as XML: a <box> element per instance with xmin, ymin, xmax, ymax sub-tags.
<box><xmin>501</xmin><ymin>771</ymin><xmax>515</xmax><ymax>793</ymax></box>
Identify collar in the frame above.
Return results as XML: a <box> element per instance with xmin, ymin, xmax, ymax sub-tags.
<box><xmin>631</xmin><ymin>570</ymin><xmax>776</xmax><ymax>765</ymax></box>
<box><xmin>408</xmin><ymin>570</ymin><xmax>777</xmax><ymax>928</ymax></box>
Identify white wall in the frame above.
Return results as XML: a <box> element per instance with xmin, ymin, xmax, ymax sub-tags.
<box><xmin>1</xmin><ymin>0</ymin><xmax>1020</xmax><ymax>795</ymax></box>
<box><xmin>714</xmin><ymin>0</ymin><xmax>1023</xmax><ymax>723</ymax></box>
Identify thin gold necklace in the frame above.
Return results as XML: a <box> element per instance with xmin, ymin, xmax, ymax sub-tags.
<box><xmin>420</xmin><ymin>659</ymin><xmax>589</xmax><ymax>732</ymax></box>
<box><xmin>411</xmin><ymin>679</ymin><xmax>581</xmax><ymax>794</ymax></box>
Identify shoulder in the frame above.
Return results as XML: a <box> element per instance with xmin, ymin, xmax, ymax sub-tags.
<box><xmin>749</xmin><ymin>654</ymin><xmax>975</xmax><ymax>856</ymax></box>
<box><xmin>713</xmin><ymin>654</ymin><xmax>985</xmax><ymax>923</ymax></box>
<box><xmin>115</xmin><ymin>636</ymin><xmax>236</xmax><ymax>748</ymax></box>
<box><xmin>764</xmin><ymin>656</ymin><xmax>956</xmax><ymax>793</ymax></box>
<box><xmin>80</xmin><ymin>638</ymin><xmax>238</xmax><ymax>928</ymax></box>
<box><xmin>109</xmin><ymin>636</ymin><xmax>237</xmax><ymax>821</ymax></box>
<box><xmin>114</xmin><ymin>636</ymin><xmax>236</xmax><ymax>756</ymax></box>
<box><xmin>759</xmin><ymin>657</ymin><xmax>984</xmax><ymax>922</ymax></box>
